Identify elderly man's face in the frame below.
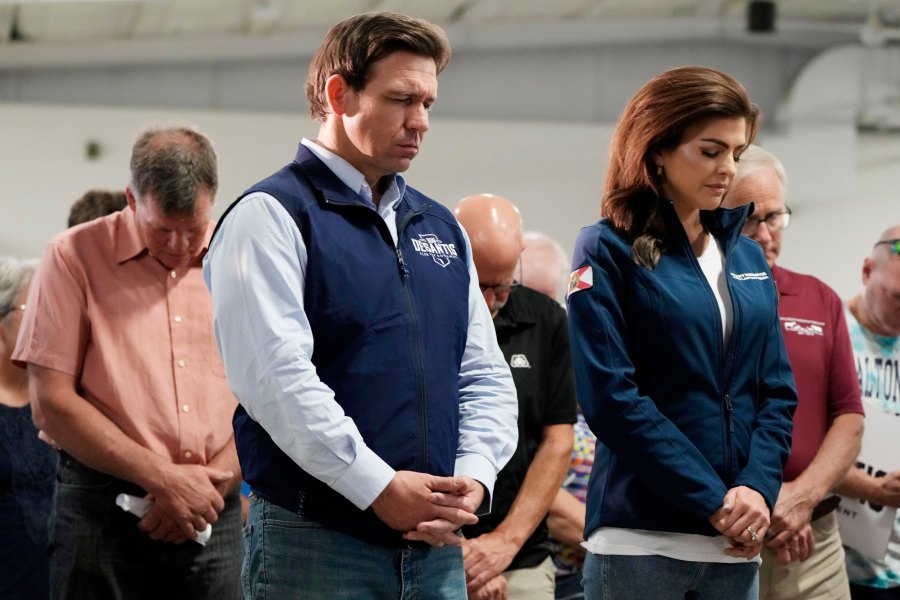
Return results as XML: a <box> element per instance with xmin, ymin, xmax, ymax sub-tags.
<box><xmin>726</xmin><ymin>165</ymin><xmax>785</xmax><ymax>268</ymax></box>
<box><xmin>477</xmin><ymin>257</ymin><xmax>521</xmax><ymax>319</ymax></box>
<box><xmin>863</xmin><ymin>243</ymin><xmax>900</xmax><ymax>337</ymax></box>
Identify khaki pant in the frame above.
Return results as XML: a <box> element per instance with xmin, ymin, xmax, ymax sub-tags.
<box><xmin>505</xmin><ymin>556</ymin><xmax>556</xmax><ymax>600</ymax></box>
<box><xmin>759</xmin><ymin>512</ymin><xmax>851</xmax><ymax>600</ymax></box>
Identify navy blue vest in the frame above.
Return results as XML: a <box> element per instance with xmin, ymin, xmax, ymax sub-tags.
<box><xmin>214</xmin><ymin>146</ymin><xmax>470</xmax><ymax>546</ymax></box>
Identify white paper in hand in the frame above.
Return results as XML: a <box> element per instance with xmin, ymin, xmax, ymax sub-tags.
<box><xmin>115</xmin><ymin>493</ymin><xmax>212</xmax><ymax>546</ymax></box>
<box><xmin>836</xmin><ymin>406</ymin><xmax>900</xmax><ymax>561</ymax></box>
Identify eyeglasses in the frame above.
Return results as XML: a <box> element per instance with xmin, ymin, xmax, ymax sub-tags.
<box><xmin>478</xmin><ymin>260</ymin><xmax>523</xmax><ymax>296</ymax></box>
<box><xmin>742</xmin><ymin>208</ymin><xmax>792</xmax><ymax>235</ymax></box>
<box><xmin>874</xmin><ymin>239</ymin><xmax>900</xmax><ymax>255</ymax></box>
<box><xmin>0</xmin><ymin>303</ymin><xmax>25</xmax><ymax>319</ymax></box>
<box><xmin>479</xmin><ymin>280</ymin><xmax>521</xmax><ymax>295</ymax></box>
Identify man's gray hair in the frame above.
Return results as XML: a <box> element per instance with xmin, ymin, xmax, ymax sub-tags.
<box><xmin>521</xmin><ymin>230</ymin><xmax>570</xmax><ymax>305</ymax></box>
<box><xmin>734</xmin><ymin>144</ymin><xmax>788</xmax><ymax>188</ymax></box>
<box><xmin>129</xmin><ymin>125</ymin><xmax>217</xmax><ymax>215</ymax></box>
<box><xmin>0</xmin><ymin>257</ymin><xmax>37</xmax><ymax>318</ymax></box>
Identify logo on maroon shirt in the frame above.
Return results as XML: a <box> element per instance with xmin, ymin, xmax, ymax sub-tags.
<box><xmin>781</xmin><ymin>317</ymin><xmax>825</xmax><ymax>337</ymax></box>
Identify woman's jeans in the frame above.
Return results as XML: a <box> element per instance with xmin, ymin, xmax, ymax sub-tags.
<box><xmin>583</xmin><ymin>552</ymin><xmax>759</xmax><ymax>600</ymax></box>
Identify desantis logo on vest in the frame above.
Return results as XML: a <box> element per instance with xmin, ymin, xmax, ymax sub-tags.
<box><xmin>411</xmin><ymin>233</ymin><xmax>458</xmax><ymax>268</ymax></box>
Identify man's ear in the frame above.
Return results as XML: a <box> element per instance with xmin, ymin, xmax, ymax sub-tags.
<box><xmin>325</xmin><ymin>74</ymin><xmax>353</xmax><ymax>117</ymax></box>
<box><xmin>862</xmin><ymin>257</ymin><xmax>874</xmax><ymax>285</ymax></box>
<box><xmin>125</xmin><ymin>185</ymin><xmax>137</xmax><ymax>211</ymax></box>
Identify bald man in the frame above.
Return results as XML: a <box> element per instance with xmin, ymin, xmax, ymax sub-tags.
<box><xmin>722</xmin><ymin>145</ymin><xmax>864</xmax><ymax>600</ymax></box>
<box><xmin>835</xmin><ymin>225</ymin><xmax>900</xmax><ymax>600</ymax></box>
<box><xmin>520</xmin><ymin>231</ymin><xmax>569</xmax><ymax>306</ymax></box>
<box><xmin>454</xmin><ymin>194</ymin><xmax>576</xmax><ymax>600</ymax></box>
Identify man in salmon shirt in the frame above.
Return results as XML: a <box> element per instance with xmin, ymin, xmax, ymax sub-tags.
<box><xmin>13</xmin><ymin>125</ymin><xmax>242</xmax><ymax>599</ymax></box>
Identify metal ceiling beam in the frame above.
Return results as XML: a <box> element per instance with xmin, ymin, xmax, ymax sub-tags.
<box><xmin>0</xmin><ymin>17</ymin><xmax>861</xmax><ymax>69</ymax></box>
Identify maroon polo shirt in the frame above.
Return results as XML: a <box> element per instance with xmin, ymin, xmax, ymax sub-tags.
<box><xmin>773</xmin><ymin>265</ymin><xmax>864</xmax><ymax>481</ymax></box>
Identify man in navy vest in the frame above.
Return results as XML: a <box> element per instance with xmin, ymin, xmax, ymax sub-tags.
<box><xmin>203</xmin><ymin>12</ymin><xmax>518</xmax><ymax>599</ymax></box>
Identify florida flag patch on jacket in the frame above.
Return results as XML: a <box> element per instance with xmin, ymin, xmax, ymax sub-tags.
<box><xmin>567</xmin><ymin>265</ymin><xmax>593</xmax><ymax>298</ymax></box>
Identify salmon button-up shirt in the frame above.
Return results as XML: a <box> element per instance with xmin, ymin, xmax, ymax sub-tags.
<box><xmin>13</xmin><ymin>206</ymin><xmax>237</xmax><ymax>465</ymax></box>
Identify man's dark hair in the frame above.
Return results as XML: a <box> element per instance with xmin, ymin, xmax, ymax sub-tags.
<box><xmin>306</xmin><ymin>12</ymin><xmax>451</xmax><ymax>122</ymax></box>
<box><xmin>129</xmin><ymin>126</ymin><xmax>217</xmax><ymax>215</ymax></box>
<box><xmin>68</xmin><ymin>188</ymin><xmax>127</xmax><ymax>228</ymax></box>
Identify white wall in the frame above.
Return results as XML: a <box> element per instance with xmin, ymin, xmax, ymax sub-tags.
<box><xmin>778</xmin><ymin>132</ymin><xmax>900</xmax><ymax>299</ymax></box>
<box><xmin>0</xmin><ymin>102</ymin><xmax>607</xmax><ymax>275</ymax></box>
<box><xmin>1</xmin><ymin>101</ymin><xmax>897</xmax><ymax>301</ymax></box>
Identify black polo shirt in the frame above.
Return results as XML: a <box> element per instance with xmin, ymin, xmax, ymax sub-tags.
<box><xmin>463</xmin><ymin>285</ymin><xmax>578</xmax><ymax>570</ymax></box>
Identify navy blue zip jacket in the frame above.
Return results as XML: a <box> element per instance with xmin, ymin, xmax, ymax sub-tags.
<box><xmin>211</xmin><ymin>146</ymin><xmax>471</xmax><ymax>546</ymax></box>
<box><xmin>567</xmin><ymin>202</ymin><xmax>797</xmax><ymax>539</ymax></box>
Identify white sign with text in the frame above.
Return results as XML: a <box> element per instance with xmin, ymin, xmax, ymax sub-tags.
<box><xmin>837</xmin><ymin>406</ymin><xmax>900</xmax><ymax>561</ymax></box>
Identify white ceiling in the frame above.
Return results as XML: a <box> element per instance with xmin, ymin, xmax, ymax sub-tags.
<box><xmin>1</xmin><ymin>0</ymin><xmax>898</xmax><ymax>45</ymax></box>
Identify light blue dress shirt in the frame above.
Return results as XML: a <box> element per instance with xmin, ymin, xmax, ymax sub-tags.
<box><xmin>203</xmin><ymin>139</ymin><xmax>518</xmax><ymax>512</ymax></box>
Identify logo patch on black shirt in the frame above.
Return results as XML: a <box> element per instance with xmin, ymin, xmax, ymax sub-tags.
<box><xmin>510</xmin><ymin>354</ymin><xmax>531</xmax><ymax>368</ymax></box>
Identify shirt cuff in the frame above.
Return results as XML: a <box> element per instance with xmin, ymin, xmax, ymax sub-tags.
<box><xmin>455</xmin><ymin>453</ymin><xmax>498</xmax><ymax>516</ymax></box>
<box><xmin>328</xmin><ymin>446</ymin><xmax>396</xmax><ymax>511</ymax></box>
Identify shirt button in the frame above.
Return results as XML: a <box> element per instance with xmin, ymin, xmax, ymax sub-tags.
<box><xmin>174</xmin><ymin>315</ymin><xmax>183</xmax><ymax>323</ymax></box>
<box><xmin>170</xmin><ymin>270</ymin><xmax>177</xmax><ymax>279</ymax></box>
<box><xmin>184</xmin><ymin>451</ymin><xmax>192</xmax><ymax>459</ymax></box>
<box><xmin>177</xmin><ymin>359</ymin><xmax>186</xmax><ymax>368</ymax></box>
<box><xmin>182</xmin><ymin>404</ymin><xmax>190</xmax><ymax>413</ymax></box>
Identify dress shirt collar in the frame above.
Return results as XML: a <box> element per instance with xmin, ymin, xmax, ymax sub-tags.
<box><xmin>300</xmin><ymin>138</ymin><xmax>406</xmax><ymax>210</ymax></box>
<box><xmin>115</xmin><ymin>205</ymin><xmax>145</xmax><ymax>264</ymax></box>
<box><xmin>770</xmin><ymin>264</ymin><xmax>798</xmax><ymax>297</ymax></box>
<box><xmin>492</xmin><ymin>287</ymin><xmax>538</xmax><ymax>330</ymax></box>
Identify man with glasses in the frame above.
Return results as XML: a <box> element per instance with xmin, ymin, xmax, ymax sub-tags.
<box><xmin>722</xmin><ymin>145</ymin><xmax>864</xmax><ymax>600</ymax></box>
<box><xmin>454</xmin><ymin>194</ymin><xmax>576</xmax><ymax>600</ymax></box>
<box><xmin>835</xmin><ymin>225</ymin><xmax>900</xmax><ymax>600</ymax></box>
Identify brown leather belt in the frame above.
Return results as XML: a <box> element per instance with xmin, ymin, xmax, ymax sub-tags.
<box><xmin>811</xmin><ymin>495</ymin><xmax>841</xmax><ymax>521</ymax></box>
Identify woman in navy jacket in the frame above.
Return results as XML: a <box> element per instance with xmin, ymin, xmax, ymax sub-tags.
<box><xmin>567</xmin><ymin>66</ymin><xmax>797</xmax><ymax>599</ymax></box>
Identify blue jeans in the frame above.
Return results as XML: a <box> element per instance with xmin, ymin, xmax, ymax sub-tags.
<box><xmin>50</xmin><ymin>455</ymin><xmax>242</xmax><ymax>600</ymax></box>
<box><xmin>243</xmin><ymin>495</ymin><xmax>467</xmax><ymax>599</ymax></box>
<box><xmin>583</xmin><ymin>553</ymin><xmax>758</xmax><ymax>600</ymax></box>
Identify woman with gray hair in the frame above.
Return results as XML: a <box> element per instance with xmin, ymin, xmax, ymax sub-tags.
<box><xmin>0</xmin><ymin>257</ymin><xmax>56</xmax><ymax>599</ymax></box>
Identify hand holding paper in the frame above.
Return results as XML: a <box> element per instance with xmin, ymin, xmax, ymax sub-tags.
<box><xmin>116</xmin><ymin>493</ymin><xmax>212</xmax><ymax>545</ymax></box>
<box><xmin>837</xmin><ymin>407</ymin><xmax>900</xmax><ymax>561</ymax></box>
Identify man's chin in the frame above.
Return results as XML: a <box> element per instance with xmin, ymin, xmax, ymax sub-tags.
<box><xmin>390</xmin><ymin>156</ymin><xmax>414</xmax><ymax>173</ymax></box>
<box><xmin>155</xmin><ymin>254</ymin><xmax>192</xmax><ymax>270</ymax></box>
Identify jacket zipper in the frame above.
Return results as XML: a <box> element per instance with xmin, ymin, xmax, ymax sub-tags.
<box><xmin>397</xmin><ymin>208</ymin><xmax>428</xmax><ymax>473</ymax></box>
<box><xmin>325</xmin><ymin>198</ymin><xmax>429</xmax><ymax>472</ymax></box>
<box><xmin>686</xmin><ymin>232</ymin><xmax>736</xmax><ymax>482</ymax></box>
<box><xmin>720</xmin><ymin>239</ymin><xmax>743</xmax><ymax>482</ymax></box>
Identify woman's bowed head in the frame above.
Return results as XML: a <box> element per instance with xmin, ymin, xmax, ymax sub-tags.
<box><xmin>603</xmin><ymin>65</ymin><xmax>760</xmax><ymax>270</ymax></box>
